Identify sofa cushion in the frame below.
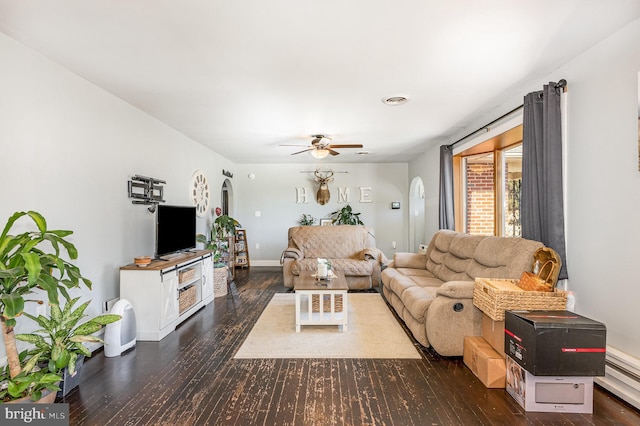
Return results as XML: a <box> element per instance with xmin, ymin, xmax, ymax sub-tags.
<box><xmin>290</xmin><ymin>225</ymin><xmax>368</xmax><ymax>259</ymax></box>
<box><xmin>466</xmin><ymin>236</ymin><xmax>543</xmax><ymax>279</ymax></box>
<box><xmin>290</xmin><ymin>258</ymin><xmax>372</xmax><ymax>277</ymax></box>
<box><xmin>401</xmin><ymin>285</ymin><xmax>438</xmax><ymax>322</ymax></box>
<box><xmin>388</xmin><ymin>275</ymin><xmax>418</xmax><ymax>298</ymax></box>
<box><xmin>381</xmin><ymin>267</ymin><xmax>403</xmax><ymax>286</ymax></box>
<box><xmin>393</xmin><ymin>252</ymin><xmax>427</xmax><ymax>269</ymax></box>
<box><xmin>427</xmin><ymin>232</ymin><xmax>483</xmax><ymax>282</ymax></box>
<box><xmin>330</xmin><ymin>258</ymin><xmax>374</xmax><ymax>276</ymax></box>
<box><xmin>394</xmin><ymin>268</ymin><xmax>434</xmax><ymax>278</ymax></box>
<box><xmin>409</xmin><ymin>276</ymin><xmax>444</xmax><ymax>288</ymax></box>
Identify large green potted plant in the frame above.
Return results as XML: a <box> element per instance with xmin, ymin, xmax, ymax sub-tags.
<box><xmin>16</xmin><ymin>297</ymin><xmax>120</xmax><ymax>396</ymax></box>
<box><xmin>197</xmin><ymin>214</ymin><xmax>241</xmax><ymax>263</ymax></box>
<box><xmin>0</xmin><ymin>211</ymin><xmax>93</xmax><ymax>402</ymax></box>
<box><xmin>197</xmin><ymin>215</ymin><xmax>241</xmax><ymax>248</ymax></box>
<box><xmin>330</xmin><ymin>204</ymin><xmax>364</xmax><ymax>225</ymax></box>
<box><xmin>212</xmin><ymin>215</ymin><xmax>241</xmax><ymax>241</ymax></box>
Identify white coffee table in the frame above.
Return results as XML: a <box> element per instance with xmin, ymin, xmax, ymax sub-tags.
<box><xmin>294</xmin><ymin>270</ymin><xmax>348</xmax><ymax>332</ymax></box>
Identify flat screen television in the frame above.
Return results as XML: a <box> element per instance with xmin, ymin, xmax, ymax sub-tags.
<box><xmin>155</xmin><ymin>205</ymin><xmax>196</xmax><ymax>258</ymax></box>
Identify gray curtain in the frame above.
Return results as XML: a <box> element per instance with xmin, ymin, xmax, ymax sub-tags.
<box><xmin>521</xmin><ymin>82</ymin><xmax>568</xmax><ymax>279</ymax></box>
<box><xmin>439</xmin><ymin>144</ymin><xmax>455</xmax><ymax>230</ymax></box>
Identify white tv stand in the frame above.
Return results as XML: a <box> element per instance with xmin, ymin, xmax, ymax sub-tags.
<box><xmin>119</xmin><ymin>250</ymin><xmax>214</xmax><ymax>341</ymax></box>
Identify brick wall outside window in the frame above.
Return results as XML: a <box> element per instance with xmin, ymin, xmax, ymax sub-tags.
<box><xmin>466</xmin><ymin>161</ymin><xmax>494</xmax><ymax>236</ymax></box>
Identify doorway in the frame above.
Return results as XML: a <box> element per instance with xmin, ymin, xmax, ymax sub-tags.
<box><xmin>221</xmin><ymin>179</ymin><xmax>234</xmax><ymax>216</ymax></box>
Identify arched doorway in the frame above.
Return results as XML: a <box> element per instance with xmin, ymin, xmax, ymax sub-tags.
<box><xmin>221</xmin><ymin>179</ymin><xmax>234</xmax><ymax>216</ymax></box>
<box><xmin>409</xmin><ymin>177</ymin><xmax>426</xmax><ymax>253</ymax></box>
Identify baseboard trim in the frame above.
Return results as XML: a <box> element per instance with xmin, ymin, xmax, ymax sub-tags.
<box><xmin>250</xmin><ymin>260</ymin><xmax>282</xmax><ymax>267</ymax></box>
<box><xmin>595</xmin><ymin>345</ymin><xmax>640</xmax><ymax>410</ymax></box>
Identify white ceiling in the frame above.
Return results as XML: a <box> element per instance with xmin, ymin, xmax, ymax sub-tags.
<box><xmin>2</xmin><ymin>1</ymin><xmax>639</xmax><ymax>164</ymax></box>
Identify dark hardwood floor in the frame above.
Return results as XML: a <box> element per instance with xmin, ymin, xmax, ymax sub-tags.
<box><xmin>61</xmin><ymin>267</ymin><xmax>640</xmax><ymax>425</ymax></box>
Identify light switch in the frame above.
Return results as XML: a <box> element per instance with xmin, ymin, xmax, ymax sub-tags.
<box><xmin>255</xmin><ymin>211</ymin><xmax>261</xmax><ymax>217</ymax></box>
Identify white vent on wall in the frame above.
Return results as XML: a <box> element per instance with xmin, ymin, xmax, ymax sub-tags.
<box><xmin>595</xmin><ymin>346</ymin><xmax>640</xmax><ymax>410</ymax></box>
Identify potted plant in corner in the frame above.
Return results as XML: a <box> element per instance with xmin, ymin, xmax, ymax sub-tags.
<box><xmin>0</xmin><ymin>210</ymin><xmax>97</xmax><ymax>403</ymax></box>
<box><xmin>197</xmin><ymin>214</ymin><xmax>241</xmax><ymax>249</ymax></box>
<box><xmin>15</xmin><ymin>297</ymin><xmax>120</xmax><ymax>397</ymax></box>
<box><xmin>196</xmin><ymin>214</ymin><xmax>241</xmax><ymax>295</ymax></box>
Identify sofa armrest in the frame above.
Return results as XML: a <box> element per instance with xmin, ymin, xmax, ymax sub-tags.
<box><xmin>435</xmin><ymin>281</ymin><xmax>475</xmax><ymax>299</ymax></box>
<box><xmin>392</xmin><ymin>252</ymin><xmax>427</xmax><ymax>269</ymax></box>
<box><xmin>280</xmin><ymin>247</ymin><xmax>303</xmax><ymax>264</ymax></box>
<box><xmin>426</xmin><ymin>280</ymin><xmax>482</xmax><ymax>356</ymax></box>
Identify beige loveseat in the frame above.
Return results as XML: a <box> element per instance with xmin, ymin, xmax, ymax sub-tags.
<box><xmin>381</xmin><ymin>230</ymin><xmax>543</xmax><ymax>356</ymax></box>
<box><xmin>281</xmin><ymin>225</ymin><xmax>386</xmax><ymax>290</ymax></box>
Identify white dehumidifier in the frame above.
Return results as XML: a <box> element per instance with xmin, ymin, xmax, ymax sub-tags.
<box><xmin>104</xmin><ymin>299</ymin><xmax>137</xmax><ymax>357</ymax></box>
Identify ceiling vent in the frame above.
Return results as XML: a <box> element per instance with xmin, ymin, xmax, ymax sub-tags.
<box><xmin>382</xmin><ymin>95</ymin><xmax>410</xmax><ymax>106</ymax></box>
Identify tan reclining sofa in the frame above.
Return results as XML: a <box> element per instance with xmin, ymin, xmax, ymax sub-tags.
<box><xmin>381</xmin><ymin>230</ymin><xmax>543</xmax><ymax>356</ymax></box>
<box><xmin>281</xmin><ymin>225</ymin><xmax>386</xmax><ymax>290</ymax></box>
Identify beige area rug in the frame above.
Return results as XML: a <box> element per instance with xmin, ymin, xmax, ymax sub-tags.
<box><xmin>234</xmin><ymin>293</ymin><xmax>421</xmax><ymax>359</ymax></box>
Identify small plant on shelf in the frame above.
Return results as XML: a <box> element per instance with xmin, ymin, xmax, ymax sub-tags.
<box><xmin>298</xmin><ymin>214</ymin><xmax>316</xmax><ymax>226</ymax></box>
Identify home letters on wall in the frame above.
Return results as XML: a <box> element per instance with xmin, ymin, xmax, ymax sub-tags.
<box><xmin>296</xmin><ymin>187</ymin><xmax>373</xmax><ymax>205</ymax></box>
<box><xmin>296</xmin><ymin>168</ymin><xmax>373</xmax><ymax>205</ymax></box>
<box><xmin>295</xmin><ymin>186</ymin><xmax>373</xmax><ymax>204</ymax></box>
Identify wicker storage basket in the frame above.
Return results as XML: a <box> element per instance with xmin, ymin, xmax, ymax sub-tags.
<box><xmin>178</xmin><ymin>268</ymin><xmax>196</xmax><ymax>284</ymax></box>
<box><xmin>179</xmin><ymin>285</ymin><xmax>197</xmax><ymax>314</ymax></box>
<box><xmin>473</xmin><ymin>278</ymin><xmax>567</xmax><ymax>321</ymax></box>
<box><xmin>213</xmin><ymin>266</ymin><xmax>228</xmax><ymax>297</ymax></box>
<box><xmin>312</xmin><ymin>294</ymin><xmax>343</xmax><ymax>313</ymax></box>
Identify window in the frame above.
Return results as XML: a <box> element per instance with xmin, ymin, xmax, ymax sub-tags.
<box><xmin>462</xmin><ymin>152</ymin><xmax>495</xmax><ymax>236</ymax></box>
<box><xmin>454</xmin><ymin>124</ymin><xmax>522</xmax><ymax>237</ymax></box>
<box><xmin>503</xmin><ymin>145</ymin><xmax>522</xmax><ymax>237</ymax></box>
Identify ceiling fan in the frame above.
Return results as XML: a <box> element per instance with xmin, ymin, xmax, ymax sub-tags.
<box><xmin>281</xmin><ymin>135</ymin><xmax>363</xmax><ymax>158</ymax></box>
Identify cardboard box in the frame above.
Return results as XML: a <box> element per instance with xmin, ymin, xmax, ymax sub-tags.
<box><xmin>505</xmin><ymin>310</ymin><xmax>606</xmax><ymax>376</ymax></box>
<box><xmin>463</xmin><ymin>336</ymin><xmax>506</xmax><ymax>388</ymax></box>
<box><xmin>482</xmin><ymin>314</ymin><xmax>505</xmax><ymax>358</ymax></box>
<box><xmin>506</xmin><ymin>356</ymin><xmax>593</xmax><ymax>413</ymax></box>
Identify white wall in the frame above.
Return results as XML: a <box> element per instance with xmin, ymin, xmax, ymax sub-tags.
<box><xmin>232</xmin><ymin>163</ymin><xmax>408</xmax><ymax>263</ymax></box>
<box><xmin>411</xmin><ymin>18</ymin><xmax>640</xmax><ymax>358</ymax></box>
<box><xmin>409</xmin><ymin>144</ymin><xmax>441</xmax><ymax>244</ymax></box>
<box><xmin>0</xmin><ymin>34</ymin><xmax>234</xmax><ymax>357</ymax></box>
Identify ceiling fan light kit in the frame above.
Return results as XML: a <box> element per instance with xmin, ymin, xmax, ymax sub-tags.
<box><xmin>311</xmin><ymin>149</ymin><xmax>330</xmax><ymax>159</ymax></box>
<box><xmin>282</xmin><ymin>134</ymin><xmax>364</xmax><ymax>158</ymax></box>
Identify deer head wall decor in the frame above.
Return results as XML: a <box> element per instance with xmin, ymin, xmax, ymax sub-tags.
<box><xmin>314</xmin><ymin>168</ymin><xmax>334</xmax><ymax>205</ymax></box>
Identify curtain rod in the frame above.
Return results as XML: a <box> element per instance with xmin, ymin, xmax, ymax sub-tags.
<box><xmin>448</xmin><ymin>79</ymin><xmax>567</xmax><ymax>149</ymax></box>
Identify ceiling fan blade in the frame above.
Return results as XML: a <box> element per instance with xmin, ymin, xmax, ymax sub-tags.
<box><xmin>327</xmin><ymin>144</ymin><xmax>363</xmax><ymax>149</ymax></box>
<box><xmin>328</xmin><ymin>149</ymin><xmax>340</xmax><ymax>156</ymax></box>
<box><xmin>291</xmin><ymin>148</ymin><xmax>314</xmax><ymax>155</ymax></box>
